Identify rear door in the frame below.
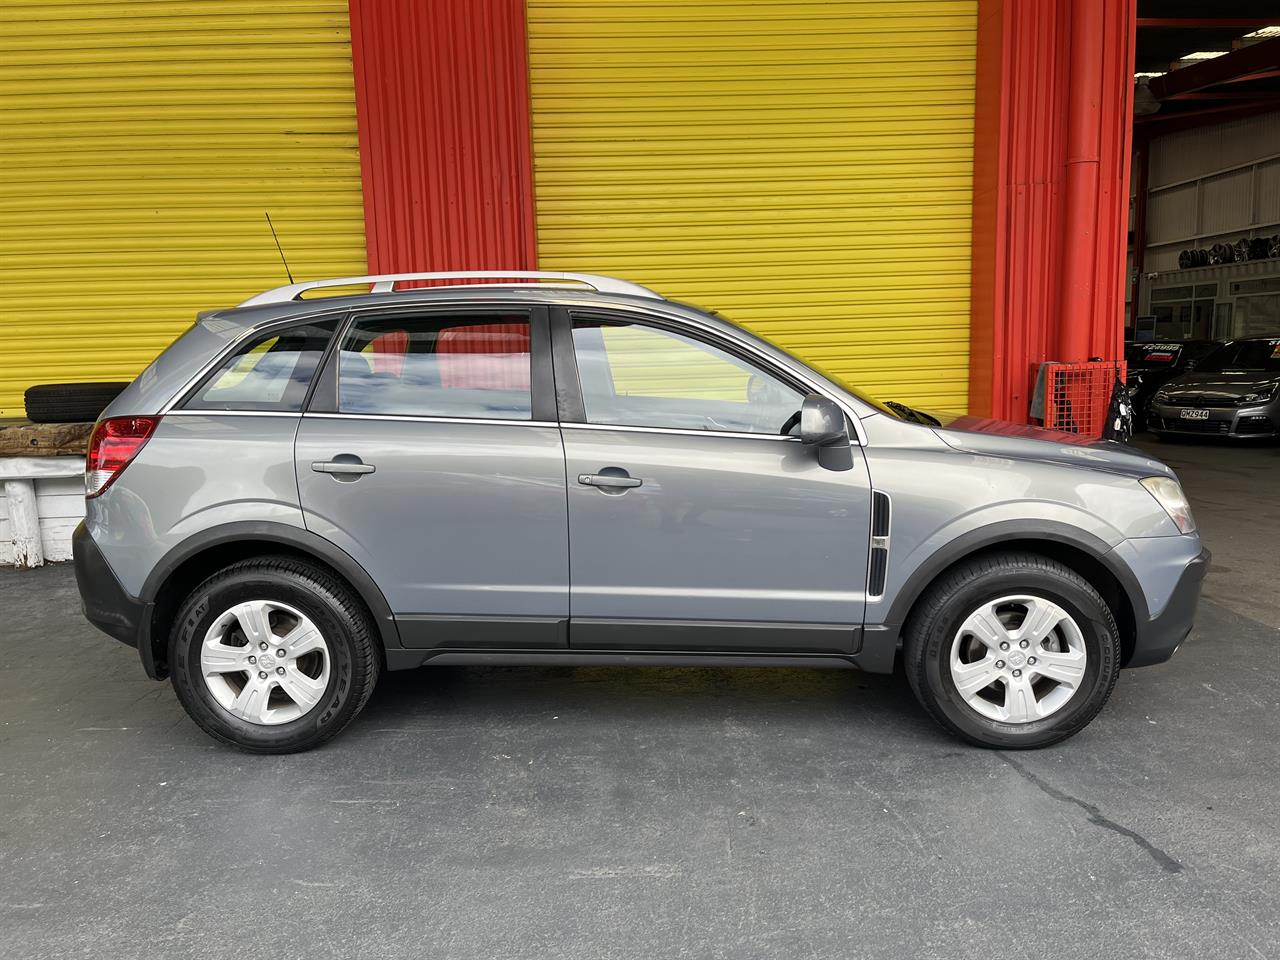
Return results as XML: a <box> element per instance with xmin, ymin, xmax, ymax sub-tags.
<box><xmin>555</xmin><ymin>309</ymin><xmax>872</xmax><ymax>653</ymax></box>
<box><xmin>295</xmin><ymin>305</ymin><xmax>569</xmax><ymax>650</ymax></box>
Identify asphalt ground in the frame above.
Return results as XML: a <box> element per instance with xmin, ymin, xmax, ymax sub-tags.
<box><xmin>1</xmin><ymin>434</ymin><xmax>1276</xmax><ymax>959</ymax></box>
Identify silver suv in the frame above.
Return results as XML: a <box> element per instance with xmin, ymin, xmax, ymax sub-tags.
<box><xmin>73</xmin><ymin>272</ymin><xmax>1209</xmax><ymax>753</ymax></box>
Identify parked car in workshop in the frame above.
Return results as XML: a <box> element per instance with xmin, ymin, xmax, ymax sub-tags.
<box><xmin>1148</xmin><ymin>337</ymin><xmax>1280</xmax><ymax>440</ymax></box>
<box><xmin>74</xmin><ymin>272</ymin><xmax>1208</xmax><ymax>754</ymax></box>
<box><xmin>1124</xmin><ymin>340</ymin><xmax>1220</xmax><ymax>431</ymax></box>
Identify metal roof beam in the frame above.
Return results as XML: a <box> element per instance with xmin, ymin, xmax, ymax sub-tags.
<box><xmin>1148</xmin><ymin>36</ymin><xmax>1280</xmax><ymax>99</ymax></box>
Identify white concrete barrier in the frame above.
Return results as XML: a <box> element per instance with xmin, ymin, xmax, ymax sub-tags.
<box><xmin>0</xmin><ymin>457</ymin><xmax>85</xmax><ymax>567</ymax></box>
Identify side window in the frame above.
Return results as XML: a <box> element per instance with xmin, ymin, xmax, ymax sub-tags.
<box><xmin>184</xmin><ymin>319</ymin><xmax>337</xmax><ymax>412</ymax></box>
<box><xmin>338</xmin><ymin>314</ymin><xmax>533</xmax><ymax>420</ymax></box>
<box><xmin>571</xmin><ymin>319</ymin><xmax>804</xmax><ymax>434</ymax></box>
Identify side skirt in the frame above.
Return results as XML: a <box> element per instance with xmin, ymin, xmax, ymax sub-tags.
<box><xmin>384</xmin><ymin>649</ymin><xmax>861</xmax><ymax>671</ymax></box>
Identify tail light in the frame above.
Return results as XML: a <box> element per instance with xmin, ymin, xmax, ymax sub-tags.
<box><xmin>86</xmin><ymin>416</ymin><xmax>160</xmax><ymax>498</ymax></box>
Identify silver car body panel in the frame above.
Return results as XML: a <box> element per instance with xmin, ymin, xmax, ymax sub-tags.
<box><xmin>85</xmin><ymin>414</ymin><xmax>306</xmax><ymax>597</ymax></box>
<box><xmin>83</xmin><ymin>284</ymin><xmax>1207</xmax><ymax>676</ymax></box>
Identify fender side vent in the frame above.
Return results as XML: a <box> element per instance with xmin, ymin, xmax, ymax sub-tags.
<box><xmin>871</xmin><ymin>490</ymin><xmax>891</xmax><ymax>537</ymax></box>
<box><xmin>868</xmin><ymin>492</ymin><xmax>891</xmax><ymax>600</ymax></box>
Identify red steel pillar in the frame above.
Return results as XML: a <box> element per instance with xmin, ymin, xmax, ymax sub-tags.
<box><xmin>347</xmin><ymin>0</ymin><xmax>537</xmax><ymax>274</ymax></box>
<box><xmin>968</xmin><ymin>0</ymin><xmax>1136</xmax><ymax>421</ymax></box>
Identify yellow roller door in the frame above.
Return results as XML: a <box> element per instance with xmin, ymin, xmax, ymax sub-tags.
<box><xmin>528</xmin><ymin>0</ymin><xmax>976</xmax><ymax>410</ymax></box>
<box><xmin>0</xmin><ymin>1</ymin><xmax>367</xmax><ymax>418</ymax></box>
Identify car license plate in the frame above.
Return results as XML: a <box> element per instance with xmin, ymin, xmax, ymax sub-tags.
<box><xmin>1180</xmin><ymin>408</ymin><xmax>1210</xmax><ymax>421</ymax></box>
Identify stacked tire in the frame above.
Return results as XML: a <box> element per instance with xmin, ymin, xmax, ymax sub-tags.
<box><xmin>23</xmin><ymin>382</ymin><xmax>127</xmax><ymax>423</ymax></box>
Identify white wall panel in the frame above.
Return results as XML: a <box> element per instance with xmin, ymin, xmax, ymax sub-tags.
<box><xmin>1149</xmin><ymin>111</ymin><xmax>1280</xmax><ymax>189</ymax></box>
<box><xmin>1147</xmin><ymin>183</ymin><xmax>1198</xmax><ymax>245</ymax></box>
<box><xmin>1201</xmin><ymin>168</ymin><xmax>1255</xmax><ymax>235</ymax></box>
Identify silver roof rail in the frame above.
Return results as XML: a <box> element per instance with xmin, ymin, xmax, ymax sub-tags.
<box><xmin>239</xmin><ymin>271</ymin><xmax>663</xmax><ymax>307</ymax></box>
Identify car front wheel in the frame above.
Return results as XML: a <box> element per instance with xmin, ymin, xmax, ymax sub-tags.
<box><xmin>169</xmin><ymin>556</ymin><xmax>380</xmax><ymax>753</ymax></box>
<box><xmin>904</xmin><ymin>552</ymin><xmax>1120</xmax><ymax>749</ymax></box>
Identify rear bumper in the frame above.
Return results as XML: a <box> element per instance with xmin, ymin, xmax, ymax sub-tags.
<box><xmin>73</xmin><ymin>522</ymin><xmax>161</xmax><ymax>677</ymax></box>
<box><xmin>1127</xmin><ymin>546</ymin><xmax>1210</xmax><ymax>668</ymax></box>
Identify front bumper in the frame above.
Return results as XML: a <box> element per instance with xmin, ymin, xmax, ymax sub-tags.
<box><xmin>1127</xmin><ymin>546</ymin><xmax>1210</xmax><ymax>667</ymax></box>
<box><xmin>1149</xmin><ymin>402</ymin><xmax>1277</xmax><ymax>438</ymax></box>
<box><xmin>72</xmin><ymin>522</ymin><xmax>161</xmax><ymax>677</ymax></box>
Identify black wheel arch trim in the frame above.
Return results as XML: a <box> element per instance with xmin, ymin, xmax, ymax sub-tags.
<box><xmin>875</xmin><ymin>518</ymin><xmax>1150</xmax><ymax>645</ymax></box>
<box><xmin>140</xmin><ymin>521</ymin><xmax>403</xmax><ymax>653</ymax></box>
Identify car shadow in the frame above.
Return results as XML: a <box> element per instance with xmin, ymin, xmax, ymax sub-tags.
<box><xmin>356</xmin><ymin>661</ymin><xmax>943</xmax><ymax>743</ymax></box>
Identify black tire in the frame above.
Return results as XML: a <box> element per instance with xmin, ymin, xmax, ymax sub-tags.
<box><xmin>169</xmin><ymin>556</ymin><xmax>380</xmax><ymax>753</ymax></box>
<box><xmin>24</xmin><ymin>382</ymin><xmax>128</xmax><ymax>423</ymax></box>
<box><xmin>904</xmin><ymin>552</ymin><xmax>1120</xmax><ymax>749</ymax></box>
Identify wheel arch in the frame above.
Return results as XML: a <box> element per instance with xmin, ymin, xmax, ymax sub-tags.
<box><xmin>882</xmin><ymin>521</ymin><xmax>1148</xmax><ymax>668</ymax></box>
<box><xmin>141</xmin><ymin>522</ymin><xmax>401</xmax><ymax>679</ymax></box>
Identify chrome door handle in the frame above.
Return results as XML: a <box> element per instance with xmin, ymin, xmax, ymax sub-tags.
<box><xmin>312</xmin><ymin>459</ymin><xmax>375</xmax><ymax>476</ymax></box>
<box><xmin>578</xmin><ymin>473</ymin><xmax>642</xmax><ymax>489</ymax></box>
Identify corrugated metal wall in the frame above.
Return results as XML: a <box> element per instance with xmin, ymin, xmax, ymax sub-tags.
<box><xmin>1144</xmin><ymin>111</ymin><xmax>1280</xmax><ymax>272</ymax></box>
<box><xmin>347</xmin><ymin>0</ymin><xmax>537</xmax><ymax>274</ymax></box>
<box><xmin>527</xmin><ymin>0</ymin><xmax>978</xmax><ymax>410</ymax></box>
<box><xmin>0</xmin><ymin>1</ymin><xmax>367</xmax><ymax>418</ymax></box>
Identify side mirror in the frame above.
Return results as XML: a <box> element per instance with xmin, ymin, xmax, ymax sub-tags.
<box><xmin>799</xmin><ymin>394</ymin><xmax>853</xmax><ymax>470</ymax></box>
<box><xmin>800</xmin><ymin>394</ymin><xmax>847</xmax><ymax>446</ymax></box>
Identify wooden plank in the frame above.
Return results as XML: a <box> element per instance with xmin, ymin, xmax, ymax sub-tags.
<box><xmin>0</xmin><ymin>419</ymin><xmax>93</xmax><ymax>458</ymax></box>
<box><xmin>0</xmin><ymin>456</ymin><xmax>86</xmax><ymax>480</ymax></box>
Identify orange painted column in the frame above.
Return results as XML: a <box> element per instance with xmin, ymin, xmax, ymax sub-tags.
<box><xmin>347</xmin><ymin>0</ymin><xmax>537</xmax><ymax>273</ymax></box>
<box><xmin>968</xmin><ymin>0</ymin><xmax>1136</xmax><ymax>421</ymax></box>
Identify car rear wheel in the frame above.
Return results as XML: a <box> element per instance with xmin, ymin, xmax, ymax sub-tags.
<box><xmin>169</xmin><ymin>556</ymin><xmax>380</xmax><ymax>753</ymax></box>
<box><xmin>904</xmin><ymin>552</ymin><xmax>1120</xmax><ymax>749</ymax></box>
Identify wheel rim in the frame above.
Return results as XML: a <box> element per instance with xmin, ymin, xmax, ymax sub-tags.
<box><xmin>948</xmin><ymin>594</ymin><xmax>1088</xmax><ymax>725</ymax></box>
<box><xmin>199</xmin><ymin>599</ymin><xmax>331</xmax><ymax>726</ymax></box>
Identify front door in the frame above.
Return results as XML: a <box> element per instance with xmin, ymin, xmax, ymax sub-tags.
<box><xmin>557</xmin><ymin>312</ymin><xmax>872</xmax><ymax>653</ymax></box>
<box><xmin>295</xmin><ymin>306</ymin><xmax>569</xmax><ymax>650</ymax></box>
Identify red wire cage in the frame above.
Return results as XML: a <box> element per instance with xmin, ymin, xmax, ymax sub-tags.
<box><xmin>1041</xmin><ymin>361</ymin><xmax>1127</xmax><ymax>439</ymax></box>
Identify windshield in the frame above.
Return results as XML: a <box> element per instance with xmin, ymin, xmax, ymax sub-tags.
<box><xmin>789</xmin><ymin>354</ymin><xmax>921</xmax><ymax>418</ymax></box>
<box><xmin>1126</xmin><ymin>342</ymin><xmax>1184</xmax><ymax>368</ymax></box>
<box><xmin>1195</xmin><ymin>339</ymin><xmax>1280</xmax><ymax>374</ymax></box>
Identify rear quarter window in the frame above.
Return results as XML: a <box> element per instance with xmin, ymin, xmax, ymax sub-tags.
<box><xmin>182</xmin><ymin>319</ymin><xmax>338</xmax><ymax>412</ymax></box>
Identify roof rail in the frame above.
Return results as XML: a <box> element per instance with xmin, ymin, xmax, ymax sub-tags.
<box><xmin>238</xmin><ymin>271</ymin><xmax>663</xmax><ymax>307</ymax></box>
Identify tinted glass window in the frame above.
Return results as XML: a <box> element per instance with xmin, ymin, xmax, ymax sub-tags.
<box><xmin>1195</xmin><ymin>339</ymin><xmax>1280</xmax><ymax>373</ymax></box>
<box><xmin>184</xmin><ymin>319</ymin><xmax>337</xmax><ymax>412</ymax></box>
<box><xmin>1127</xmin><ymin>342</ymin><xmax>1184</xmax><ymax>368</ymax></box>
<box><xmin>571</xmin><ymin>319</ymin><xmax>804</xmax><ymax>434</ymax></box>
<box><xmin>338</xmin><ymin>314</ymin><xmax>532</xmax><ymax>419</ymax></box>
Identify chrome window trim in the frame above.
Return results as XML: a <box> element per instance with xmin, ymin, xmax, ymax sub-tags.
<box><xmin>558</xmin><ymin>421</ymin><xmax>801</xmax><ymax>443</ymax></box>
<box><xmin>164</xmin><ymin>410</ymin><xmax>303</xmax><ymax>419</ymax></box>
<box><xmin>302</xmin><ymin>412</ymin><xmax>557</xmax><ymax>428</ymax></box>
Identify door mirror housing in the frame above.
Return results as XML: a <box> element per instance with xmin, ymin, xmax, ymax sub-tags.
<box><xmin>799</xmin><ymin>394</ymin><xmax>848</xmax><ymax>446</ymax></box>
<box><xmin>799</xmin><ymin>394</ymin><xmax>853</xmax><ymax>471</ymax></box>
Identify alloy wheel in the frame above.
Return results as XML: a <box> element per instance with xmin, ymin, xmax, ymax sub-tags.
<box><xmin>199</xmin><ymin>599</ymin><xmax>331</xmax><ymax>725</ymax></box>
<box><xmin>948</xmin><ymin>595</ymin><xmax>1088</xmax><ymax>724</ymax></box>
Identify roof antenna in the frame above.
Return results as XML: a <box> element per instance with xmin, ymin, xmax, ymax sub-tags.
<box><xmin>264</xmin><ymin>212</ymin><xmax>294</xmax><ymax>284</ymax></box>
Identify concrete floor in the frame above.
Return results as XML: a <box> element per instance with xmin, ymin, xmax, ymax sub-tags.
<box><xmin>1</xmin><ymin>437</ymin><xmax>1278</xmax><ymax>960</ymax></box>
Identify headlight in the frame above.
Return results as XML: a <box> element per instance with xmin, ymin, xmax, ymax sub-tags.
<box><xmin>1141</xmin><ymin>476</ymin><xmax>1196</xmax><ymax>534</ymax></box>
<box><xmin>1152</xmin><ymin>389</ymin><xmax>1170</xmax><ymax>403</ymax></box>
<box><xmin>1240</xmin><ymin>386</ymin><xmax>1276</xmax><ymax>404</ymax></box>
